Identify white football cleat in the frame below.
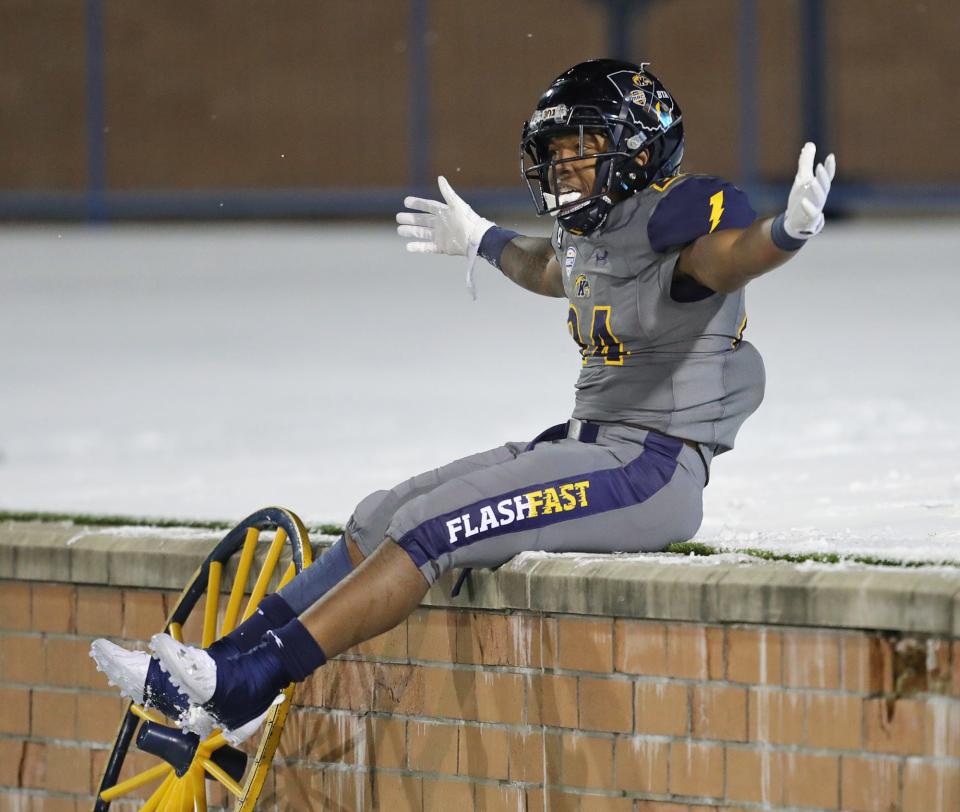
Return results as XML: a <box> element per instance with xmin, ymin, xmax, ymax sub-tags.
<box><xmin>149</xmin><ymin>632</ymin><xmax>282</xmax><ymax>742</ymax></box>
<box><xmin>149</xmin><ymin>633</ymin><xmax>218</xmax><ymax>706</ymax></box>
<box><xmin>174</xmin><ymin>704</ymin><xmax>213</xmax><ymax>738</ymax></box>
<box><xmin>178</xmin><ymin>697</ymin><xmax>279</xmax><ymax>744</ymax></box>
<box><xmin>89</xmin><ymin>639</ymin><xmax>150</xmax><ymax>705</ymax></box>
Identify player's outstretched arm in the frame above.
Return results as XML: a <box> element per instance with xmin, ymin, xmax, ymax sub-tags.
<box><xmin>678</xmin><ymin>143</ymin><xmax>836</xmax><ymax>294</ymax></box>
<box><xmin>397</xmin><ymin>176</ymin><xmax>564</xmax><ymax>298</ymax></box>
<box><xmin>499</xmin><ymin>235</ymin><xmax>564</xmax><ymax>297</ymax></box>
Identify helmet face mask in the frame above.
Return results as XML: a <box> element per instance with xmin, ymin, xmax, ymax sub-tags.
<box><xmin>520</xmin><ymin>60</ymin><xmax>685</xmax><ymax>235</ymax></box>
<box><xmin>522</xmin><ymin>116</ymin><xmax>646</xmax><ymax>233</ymax></box>
<box><xmin>541</xmin><ymin>127</ymin><xmax>611</xmax><ymax>214</ymax></box>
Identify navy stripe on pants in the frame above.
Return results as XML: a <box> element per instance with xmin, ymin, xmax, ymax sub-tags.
<box><xmin>397</xmin><ymin>432</ymin><xmax>683</xmax><ymax>570</ymax></box>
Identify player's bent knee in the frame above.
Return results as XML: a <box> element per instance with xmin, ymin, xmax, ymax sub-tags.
<box><xmin>380</xmin><ymin>536</ymin><xmax>433</xmax><ymax>594</ymax></box>
<box><xmin>344</xmin><ymin>531</ymin><xmax>366</xmax><ymax>566</ymax></box>
<box><xmin>672</xmin><ymin>492</ymin><xmax>704</xmax><ymax>546</ymax></box>
<box><xmin>346</xmin><ymin>488</ymin><xmax>400</xmax><ymax>558</ymax></box>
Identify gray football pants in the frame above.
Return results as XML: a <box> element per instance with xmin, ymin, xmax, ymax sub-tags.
<box><xmin>346</xmin><ymin>421</ymin><xmax>707</xmax><ymax>585</ymax></box>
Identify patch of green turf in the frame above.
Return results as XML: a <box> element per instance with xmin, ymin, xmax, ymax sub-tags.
<box><xmin>0</xmin><ymin>509</ymin><xmax>344</xmax><ymax>537</ymax></box>
<box><xmin>2</xmin><ymin>511</ymin><xmax>952</xmax><ymax>568</ymax></box>
<box><xmin>665</xmin><ymin>540</ymin><xmax>958</xmax><ymax>569</ymax></box>
<box><xmin>0</xmin><ymin>509</ymin><xmax>232</xmax><ymax>530</ymax></box>
<box><xmin>664</xmin><ymin>541</ymin><xmax>715</xmax><ymax>557</ymax></box>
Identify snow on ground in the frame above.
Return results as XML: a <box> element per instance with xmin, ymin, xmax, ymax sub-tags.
<box><xmin>1</xmin><ymin>220</ymin><xmax>958</xmax><ymax>563</ymax></box>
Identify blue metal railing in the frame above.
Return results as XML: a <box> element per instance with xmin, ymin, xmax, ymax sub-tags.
<box><xmin>83</xmin><ymin>0</ymin><xmax>107</xmax><ymax>222</ymax></box>
<box><xmin>408</xmin><ymin>0</ymin><xmax>432</xmax><ymax>188</ymax></box>
<box><xmin>607</xmin><ymin>0</ymin><xmax>641</xmax><ymax>61</ymax></box>
<box><xmin>4</xmin><ymin>181</ymin><xmax>958</xmax><ymax>222</ymax></box>
<box><xmin>800</xmin><ymin>0</ymin><xmax>828</xmax><ymax>149</ymax></box>
<box><xmin>737</xmin><ymin>0</ymin><xmax>759</xmax><ymax>189</ymax></box>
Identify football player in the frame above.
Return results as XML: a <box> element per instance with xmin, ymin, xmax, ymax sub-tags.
<box><xmin>92</xmin><ymin>59</ymin><xmax>835</xmax><ymax>739</ymax></box>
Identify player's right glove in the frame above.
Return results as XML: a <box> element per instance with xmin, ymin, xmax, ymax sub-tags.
<box><xmin>772</xmin><ymin>142</ymin><xmax>837</xmax><ymax>251</ymax></box>
<box><xmin>397</xmin><ymin>176</ymin><xmax>496</xmax><ymax>298</ymax></box>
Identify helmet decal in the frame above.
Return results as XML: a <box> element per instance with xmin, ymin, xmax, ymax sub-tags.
<box><xmin>606</xmin><ymin>69</ymin><xmax>678</xmax><ymax>133</ymax></box>
<box><xmin>528</xmin><ymin>104</ymin><xmax>570</xmax><ymax>132</ymax></box>
<box><xmin>656</xmin><ymin>102</ymin><xmax>674</xmax><ymax>127</ymax></box>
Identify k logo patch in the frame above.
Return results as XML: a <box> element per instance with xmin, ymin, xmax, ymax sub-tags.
<box><xmin>574</xmin><ymin>274</ymin><xmax>590</xmax><ymax>298</ymax></box>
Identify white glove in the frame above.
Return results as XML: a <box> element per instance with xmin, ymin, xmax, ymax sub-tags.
<box><xmin>396</xmin><ymin>176</ymin><xmax>495</xmax><ymax>298</ymax></box>
<box><xmin>397</xmin><ymin>175</ymin><xmax>494</xmax><ymax>255</ymax></box>
<box><xmin>783</xmin><ymin>142</ymin><xmax>836</xmax><ymax>240</ymax></box>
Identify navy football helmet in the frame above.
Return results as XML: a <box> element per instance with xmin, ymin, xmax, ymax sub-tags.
<box><xmin>521</xmin><ymin>59</ymin><xmax>684</xmax><ymax>235</ymax></box>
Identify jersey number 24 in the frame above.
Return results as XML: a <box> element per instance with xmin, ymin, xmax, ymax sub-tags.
<box><xmin>567</xmin><ymin>305</ymin><xmax>624</xmax><ymax>366</ymax></box>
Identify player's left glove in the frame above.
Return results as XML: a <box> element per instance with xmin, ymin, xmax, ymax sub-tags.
<box><xmin>772</xmin><ymin>142</ymin><xmax>836</xmax><ymax>251</ymax></box>
<box><xmin>397</xmin><ymin>176</ymin><xmax>495</xmax><ymax>298</ymax></box>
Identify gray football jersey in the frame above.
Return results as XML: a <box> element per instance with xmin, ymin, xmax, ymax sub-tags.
<box><xmin>552</xmin><ymin>174</ymin><xmax>765</xmax><ymax>455</ymax></box>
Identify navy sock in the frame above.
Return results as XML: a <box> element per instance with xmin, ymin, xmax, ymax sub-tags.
<box><xmin>204</xmin><ymin>619</ymin><xmax>327</xmax><ymax>728</ymax></box>
<box><xmin>207</xmin><ymin>636</ymin><xmax>291</xmax><ymax>729</ymax></box>
<box><xmin>277</xmin><ymin>535</ymin><xmax>354</xmax><ymax>615</ymax></box>
<box><xmin>208</xmin><ymin>592</ymin><xmax>296</xmax><ymax>658</ymax></box>
<box><xmin>143</xmin><ymin>657</ymin><xmax>190</xmax><ymax>718</ymax></box>
<box><xmin>266</xmin><ymin>618</ymin><xmax>328</xmax><ymax>682</ymax></box>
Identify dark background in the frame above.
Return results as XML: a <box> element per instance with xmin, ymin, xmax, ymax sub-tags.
<box><xmin>1</xmin><ymin>0</ymin><xmax>958</xmax><ymax>218</ymax></box>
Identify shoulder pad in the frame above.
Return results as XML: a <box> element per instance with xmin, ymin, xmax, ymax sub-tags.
<box><xmin>647</xmin><ymin>175</ymin><xmax>756</xmax><ymax>254</ymax></box>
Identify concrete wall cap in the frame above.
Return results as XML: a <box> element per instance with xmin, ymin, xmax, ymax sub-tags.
<box><xmin>1</xmin><ymin>520</ymin><xmax>958</xmax><ymax>635</ymax></box>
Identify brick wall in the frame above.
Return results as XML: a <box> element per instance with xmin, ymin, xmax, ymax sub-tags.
<box><xmin>2</xmin><ymin>0</ymin><xmax>959</xmax><ymax>193</ymax></box>
<box><xmin>1</xmin><ymin>578</ymin><xmax>958</xmax><ymax>811</ymax></box>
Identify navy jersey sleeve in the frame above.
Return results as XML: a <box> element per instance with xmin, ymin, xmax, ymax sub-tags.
<box><xmin>647</xmin><ymin>176</ymin><xmax>756</xmax><ymax>254</ymax></box>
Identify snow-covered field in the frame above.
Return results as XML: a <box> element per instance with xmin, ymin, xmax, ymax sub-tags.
<box><xmin>1</xmin><ymin>221</ymin><xmax>958</xmax><ymax>563</ymax></box>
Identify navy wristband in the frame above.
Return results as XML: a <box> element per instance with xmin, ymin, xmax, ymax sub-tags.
<box><xmin>478</xmin><ymin>226</ymin><xmax>519</xmax><ymax>270</ymax></box>
<box><xmin>771</xmin><ymin>213</ymin><xmax>807</xmax><ymax>252</ymax></box>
